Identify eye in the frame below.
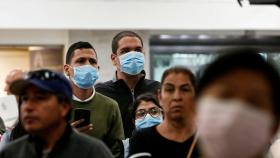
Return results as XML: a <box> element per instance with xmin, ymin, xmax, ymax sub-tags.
<box><xmin>135</xmin><ymin>48</ymin><xmax>142</xmax><ymax>52</ymax></box>
<box><xmin>164</xmin><ymin>87</ymin><xmax>174</xmax><ymax>92</ymax></box>
<box><xmin>181</xmin><ymin>85</ymin><xmax>191</xmax><ymax>92</ymax></box>
<box><xmin>119</xmin><ymin>48</ymin><xmax>130</xmax><ymax>55</ymax></box>
<box><xmin>89</xmin><ymin>58</ymin><xmax>97</xmax><ymax>65</ymax></box>
<box><xmin>21</xmin><ymin>95</ymin><xmax>28</xmax><ymax>102</ymax></box>
<box><xmin>76</xmin><ymin>58</ymin><xmax>86</xmax><ymax>64</ymax></box>
<box><xmin>136</xmin><ymin>109</ymin><xmax>146</xmax><ymax>118</ymax></box>
<box><xmin>150</xmin><ymin>107</ymin><xmax>159</xmax><ymax>115</ymax></box>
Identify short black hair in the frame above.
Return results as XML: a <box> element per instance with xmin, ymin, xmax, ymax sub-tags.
<box><xmin>66</xmin><ymin>41</ymin><xmax>96</xmax><ymax>64</ymax></box>
<box><xmin>130</xmin><ymin>93</ymin><xmax>161</xmax><ymax>120</ymax></box>
<box><xmin>111</xmin><ymin>31</ymin><xmax>143</xmax><ymax>54</ymax></box>
<box><xmin>161</xmin><ymin>66</ymin><xmax>196</xmax><ymax>92</ymax></box>
<box><xmin>197</xmin><ymin>48</ymin><xmax>280</xmax><ymax>127</ymax></box>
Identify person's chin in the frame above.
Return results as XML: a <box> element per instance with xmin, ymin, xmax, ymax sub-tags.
<box><xmin>23</xmin><ymin>123</ymin><xmax>42</xmax><ymax>134</ymax></box>
<box><xmin>169</xmin><ymin>112</ymin><xmax>184</xmax><ymax>121</ymax></box>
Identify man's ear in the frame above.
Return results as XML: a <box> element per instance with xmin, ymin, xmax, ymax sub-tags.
<box><xmin>60</xmin><ymin>103</ymin><xmax>71</xmax><ymax>119</ymax></box>
<box><xmin>63</xmin><ymin>64</ymin><xmax>71</xmax><ymax>77</ymax></box>
<box><xmin>111</xmin><ymin>53</ymin><xmax>117</xmax><ymax>66</ymax></box>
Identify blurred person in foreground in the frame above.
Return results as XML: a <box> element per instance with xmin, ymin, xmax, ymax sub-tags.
<box><xmin>0</xmin><ymin>69</ymin><xmax>113</xmax><ymax>158</ymax></box>
<box><xmin>123</xmin><ymin>93</ymin><xmax>163</xmax><ymax>158</ymax></box>
<box><xmin>196</xmin><ymin>48</ymin><xmax>280</xmax><ymax>158</ymax></box>
<box><xmin>129</xmin><ymin>66</ymin><xmax>200</xmax><ymax>158</ymax></box>
<box><xmin>0</xmin><ymin>69</ymin><xmax>27</xmax><ymax>151</ymax></box>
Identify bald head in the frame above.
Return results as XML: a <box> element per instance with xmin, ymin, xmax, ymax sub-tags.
<box><xmin>5</xmin><ymin>69</ymin><xmax>25</xmax><ymax>95</ymax></box>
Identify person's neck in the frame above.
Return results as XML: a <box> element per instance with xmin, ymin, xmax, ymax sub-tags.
<box><xmin>72</xmin><ymin>83</ymin><xmax>93</xmax><ymax>101</ymax></box>
<box><xmin>36</xmin><ymin>121</ymin><xmax>67</xmax><ymax>150</ymax></box>
<box><xmin>116</xmin><ymin>71</ymin><xmax>143</xmax><ymax>90</ymax></box>
<box><xmin>157</xmin><ymin>119</ymin><xmax>195</xmax><ymax>143</ymax></box>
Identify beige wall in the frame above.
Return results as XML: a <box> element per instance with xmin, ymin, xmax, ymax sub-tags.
<box><xmin>0</xmin><ymin>48</ymin><xmax>29</xmax><ymax>96</ymax></box>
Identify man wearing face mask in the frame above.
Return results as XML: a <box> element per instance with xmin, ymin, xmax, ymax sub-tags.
<box><xmin>95</xmin><ymin>31</ymin><xmax>160</xmax><ymax>138</ymax></box>
<box><xmin>63</xmin><ymin>41</ymin><xmax>124</xmax><ymax>158</ymax></box>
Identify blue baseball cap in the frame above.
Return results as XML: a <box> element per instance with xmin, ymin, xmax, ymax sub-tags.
<box><xmin>10</xmin><ymin>69</ymin><xmax>72</xmax><ymax>102</ymax></box>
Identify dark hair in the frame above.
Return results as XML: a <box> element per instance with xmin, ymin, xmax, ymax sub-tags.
<box><xmin>66</xmin><ymin>41</ymin><xmax>96</xmax><ymax>64</ymax></box>
<box><xmin>111</xmin><ymin>31</ymin><xmax>143</xmax><ymax>54</ymax></box>
<box><xmin>161</xmin><ymin>66</ymin><xmax>196</xmax><ymax>91</ymax></box>
<box><xmin>130</xmin><ymin>93</ymin><xmax>161</xmax><ymax>120</ymax></box>
<box><xmin>197</xmin><ymin>48</ymin><xmax>280</xmax><ymax>126</ymax></box>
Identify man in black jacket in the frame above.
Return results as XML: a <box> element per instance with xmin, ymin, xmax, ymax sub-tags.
<box><xmin>95</xmin><ymin>31</ymin><xmax>160</xmax><ymax>138</ymax></box>
<box><xmin>0</xmin><ymin>69</ymin><xmax>113</xmax><ymax>158</ymax></box>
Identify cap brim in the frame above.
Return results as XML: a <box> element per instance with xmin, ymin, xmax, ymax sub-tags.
<box><xmin>10</xmin><ymin>79</ymin><xmax>54</xmax><ymax>95</ymax></box>
<box><xmin>10</xmin><ymin>79</ymin><xmax>32</xmax><ymax>95</ymax></box>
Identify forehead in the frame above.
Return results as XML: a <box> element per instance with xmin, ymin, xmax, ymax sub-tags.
<box><xmin>117</xmin><ymin>36</ymin><xmax>142</xmax><ymax>50</ymax></box>
<box><xmin>136</xmin><ymin>101</ymin><xmax>158</xmax><ymax>110</ymax></box>
<box><xmin>201</xmin><ymin>69</ymin><xmax>273</xmax><ymax>109</ymax></box>
<box><xmin>207</xmin><ymin>69</ymin><xmax>271</xmax><ymax>93</ymax></box>
<box><xmin>71</xmin><ymin>48</ymin><xmax>97</xmax><ymax>61</ymax></box>
<box><xmin>162</xmin><ymin>72</ymin><xmax>191</xmax><ymax>86</ymax></box>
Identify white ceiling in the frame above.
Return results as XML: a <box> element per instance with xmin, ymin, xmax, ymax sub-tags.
<box><xmin>0</xmin><ymin>0</ymin><xmax>279</xmax><ymax>30</ymax></box>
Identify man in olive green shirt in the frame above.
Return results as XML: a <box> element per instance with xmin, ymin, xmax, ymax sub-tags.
<box><xmin>63</xmin><ymin>41</ymin><xmax>124</xmax><ymax>158</ymax></box>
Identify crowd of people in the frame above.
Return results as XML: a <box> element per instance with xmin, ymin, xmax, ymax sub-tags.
<box><xmin>0</xmin><ymin>31</ymin><xmax>280</xmax><ymax>158</ymax></box>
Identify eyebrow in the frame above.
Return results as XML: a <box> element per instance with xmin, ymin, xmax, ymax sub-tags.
<box><xmin>163</xmin><ymin>83</ymin><xmax>191</xmax><ymax>87</ymax></box>
<box><xmin>75</xmin><ymin>57</ymin><xmax>97</xmax><ymax>62</ymax></box>
<box><xmin>120</xmin><ymin>46</ymin><xmax>143</xmax><ymax>50</ymax></box>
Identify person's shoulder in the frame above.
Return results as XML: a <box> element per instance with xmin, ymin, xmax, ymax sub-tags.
<box><xmin>143</xmin><ymin>79</ymin><xmax>160</xmax><ymax>88</ymax></box>
<box><xmin>94</xmin><ymin>92</ymin><xmax>118</xmax><ymax>107</ymax></box>
<box><xmin>73</xmin><ymin>130</ymin><xmax>104</xmax><ymax>144</ymax></box>
<box><xmin>95</xmin><ymin>80</ymin><xmax>115</xmax><ymax>89</ymax></box>
<box><xmin>72</xmin><ymin>131</ymin><xmax>113</xmax><ymax>157</ymax></box>
<box><xmin>137</xmin><ymin>79</ymin><xmax>160</xmax><ymax>95</ymax></box>
<box><xmin>0</xmin><ymin>135</ymin><xmax>28</xmax><ymax>154</ymax></box>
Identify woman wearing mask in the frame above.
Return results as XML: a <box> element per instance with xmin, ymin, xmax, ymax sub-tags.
<box><xmin>196</xmin><ymin>48</ymin><xmax>280</xmax><ymax>158</ymax></box>
<box><xmin>123</xmin><ymin>93</ymin><xmax>163</xmax><ymax>158</ymax></box>
<box><xmin>129</xmin><ymin>66</ymin><xmax>200</xmax><ymax>158</ymax></box>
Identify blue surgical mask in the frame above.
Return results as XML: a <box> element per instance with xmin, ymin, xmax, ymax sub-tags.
<box><xmin>135</xmin><ymin>114</ymin><xmax>163</xmax><ymax>130</ymax></box>
<box><xmin>71</xmin><ymin>65</ymin><xmax>99</xmax><ymax>89</ymax></box>
<box><xmin>119</xmin><ymin>51</ymin><xmax>145</xmax><ymax>75</ymax></box>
